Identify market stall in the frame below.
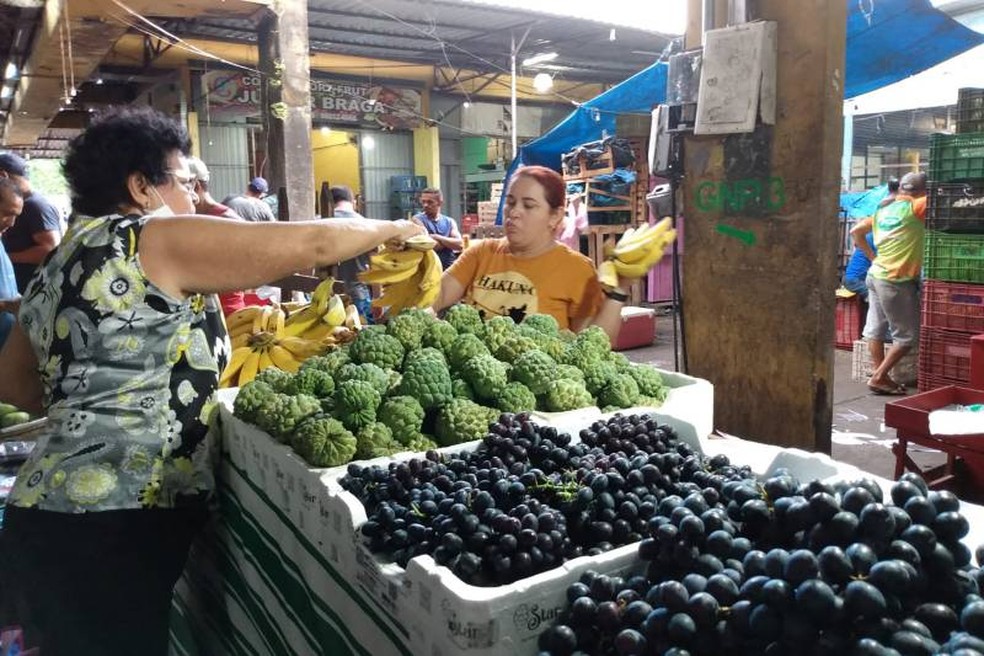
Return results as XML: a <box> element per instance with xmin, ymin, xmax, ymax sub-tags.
<box><xmin>170</xmin><ymin>367</ymin><xmax>984</xmax><ymax>655</ymax></box>
<box><xmin>170</xmin><ymin>366</ymin><xmax>711</xmax><ymax>656</ymax></box>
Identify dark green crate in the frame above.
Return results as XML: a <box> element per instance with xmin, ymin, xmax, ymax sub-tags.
<box><xmin>930</xmin><ymin>132</ymin><xmax>984</xmax><ymax>182</ymax></box>
<box><xmin>924</xmin><ymin>231</ymin><xmax>984</xmax><ymax>283</ymax></box>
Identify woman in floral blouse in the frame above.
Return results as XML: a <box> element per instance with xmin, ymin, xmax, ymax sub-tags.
<box><xmin>0</xmin><ymin>106</ymin><xmax>422</xmax><ymax>654</ymax></box>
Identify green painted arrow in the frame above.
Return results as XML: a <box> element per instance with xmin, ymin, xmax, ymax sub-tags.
<box><xmin>716</xmin><ymin>224</ymin><xmax>757</xmax><ymax>246</ymax></box>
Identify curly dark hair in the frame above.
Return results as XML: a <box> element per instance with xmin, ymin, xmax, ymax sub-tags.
<box><xmin>63</xmin><ymin>105</ymin><xmax>191</xmax><ymax>217</ymax></box>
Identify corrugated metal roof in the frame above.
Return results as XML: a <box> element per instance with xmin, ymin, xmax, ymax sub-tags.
<box><xmin>154</xmin><ymin>0</ymin><xmax>678</xmax><ymax>84</ymax></box>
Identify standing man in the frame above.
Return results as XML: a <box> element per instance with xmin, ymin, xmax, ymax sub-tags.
<box><xmin>187</xmin><ymin>156</ymin><xmax>240</xmax><ymax>219</ymax></box>
<box><xmin>223</xmin><ymin>176</ymin><xmax>277</xmax><ymax>222</ymax></box>
<box><xmin>331</xmin><ymin>185</ymin><xmax>373</xmax><ymax>322</ymax></box>
<box><xmin>413</xmin><ymin>187</ymin><xmax>462</xmax><ymax>269</ymax></box>
<box><xmin>0</xmin><ymin>153</ymin><xmax>62</xmax><ymax>293</ymax></box>
<box><xmin>842</xmin><ymin>179</ymin><xmax>899</xmax><ymax>299</ymax></box>
<box><xmin>851</xmin><ymin>171</ymin><xmax>927</xmax><ymax>396</ymax></box>
<box><xmin>0</xmin><ymin>178</ymin><xmax>24</xmax><ymax>350</ymax></box>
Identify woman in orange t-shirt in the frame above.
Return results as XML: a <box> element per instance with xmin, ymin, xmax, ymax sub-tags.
<box><xmin>435</xmin><ymin>165</ymin><xmax>636</xmax><ymax>343</ymax></box>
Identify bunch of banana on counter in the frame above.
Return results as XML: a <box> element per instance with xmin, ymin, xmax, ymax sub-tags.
<box><xmin>361</xmin><ymin>235</ymin><xmax>443</xmax><ymax>316</ymax></box>
<box><xmin>598</xmin><ymin>217</ymin><xmax>677</xmax><ymax>290</ymax></box>
<box><xmin>221</xmin><ymin>278</ymin><xmax>360</xmax><ymax>387</ymax></box>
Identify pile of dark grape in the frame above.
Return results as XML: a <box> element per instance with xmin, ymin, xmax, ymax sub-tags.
<box><xmin>537</xmin><ymin>470</ymin><xmax>984</xmax><ymax>656</ymax></box>
<box><xmin>340</xmin><ymin>412</ymin><xmax>758</xmax><ymax>586</ymax></box>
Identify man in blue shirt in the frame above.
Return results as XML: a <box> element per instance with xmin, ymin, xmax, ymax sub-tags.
<box><xmin>412</xmin><ymin>187</ymin><xmax>462</xmax><ymax>270</ymax></box>
<box><xmin>0</xmin><ymin>178</ymin><xmax>24</xmax><ymax>350</ymax></box>
<box><xmin>0</xmin><ymin>152</ymin><xmax>63</xmax><ymax>293</ymax></box>
<box><xmin>842</xmin><ymin>179</ymin><xmax>897</xmax><ymax>299</ymax></box>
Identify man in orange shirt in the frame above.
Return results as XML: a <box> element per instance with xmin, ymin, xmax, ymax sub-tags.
<box><xmin>850</xmin><ymin>171</ymin><xmax>927</xmax><ymax>395</ymax></box>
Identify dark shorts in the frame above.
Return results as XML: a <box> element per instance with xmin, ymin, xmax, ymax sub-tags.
<box><xmin>0</xmin><ymin>504</ymin><xmax>208</xmax><ymax>656</ymax></box>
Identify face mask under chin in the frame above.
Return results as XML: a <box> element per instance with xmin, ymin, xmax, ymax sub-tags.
<box><xmin>144</xmin><ymin>187</ymin><xmax>175</xmax><ymax>218</ymax></box>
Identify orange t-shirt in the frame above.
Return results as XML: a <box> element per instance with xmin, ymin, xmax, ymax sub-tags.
<box><xmin>446</xmin><ymin>238</ymin><xmax>603</xmax><ymax>329</ymax></box>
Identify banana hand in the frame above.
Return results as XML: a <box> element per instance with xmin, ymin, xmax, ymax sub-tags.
<box><xmin>403</xmin><ymin>235</ymin><xmax>437</xmax><ymax>252</ymax></box>
<box><xmin>279</xmin><ymin>336</ymin><xmax>329</xmax><ymax>359</ymax></box>
<box><xmin>359</xmin><ymin>265</ymin><xmax>420</xmax><ymax>285</ymax></box>
<box><xmin>226</xmin><ymin>306</ymin><xmax>263</xmax><ymax>334</ymax></box>
<box><xmin>269</xmin><ymin>344</ymin><xmax>302</xmax><ymax>373</ymax></box>
<box><xmin>322</xmin><ymin>295</ymin><xmax>346</xmax><ymax>327</ymax></box>
<box><xmin>370</xmin><ymin>250</ymin><xmax>424</xmax><ymax>272</ymax></box>
<box><xmin>220</xmin><ymin>346</ymin><xmax>252</xmax><ymax>388</ymax></box>
<box><xmin>238</xmin><ymin>349</ymin><xmax>262</xmax><ymax>386</ymax></box>
<box><xmin>418</xmin><ymin>250</ymin><xmax>443</xmax><ymax>292</ymax></box>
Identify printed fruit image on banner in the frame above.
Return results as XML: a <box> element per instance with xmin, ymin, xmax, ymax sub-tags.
<box><xmin>201</xmin><ymin>70</ymin><xmax>422</xmax><ymax>130</ymax></box>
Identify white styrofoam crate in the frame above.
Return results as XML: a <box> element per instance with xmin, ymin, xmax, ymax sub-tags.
<box><xmin>850</xmin><ymin>339</ymin><xmax>918</xmax><ymax>387</ymax></box>
<box><xmin>532</xmin><ymin>367</ymin><xmax>714</xmax><ymax>445</ymax></box>
<box><xmin>223</xmin><ymin>397</ymin><xmax>984</xmax><ymax>656</ymax></box>
<box><xmin>318</xmin><ymin>467</ymin><xmax>644</xmax><ymax>656</ymax></box>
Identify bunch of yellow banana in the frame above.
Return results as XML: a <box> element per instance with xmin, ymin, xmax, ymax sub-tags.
<box><xmin>361</xmin><ymin>237</ymin><xmax>443</xmax><ymax>315</ymax></box>
<box><xmin>598</xmin><ymin>217</ymin><xmax>677</xmax><ymax>289</ymax></box>
<box><xmin>220</xmin><ymin>278</ymin><xmax>358</xmax><ymax>387</ymax></box>
<box><xmin>280</xmin><ymin>278</ymin><xmax>349</xmax><ymax>341</ymax></box>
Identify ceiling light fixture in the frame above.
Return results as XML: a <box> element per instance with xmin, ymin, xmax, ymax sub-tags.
<box><xmin>3</xmin><ymin>62</ymin><xmax>17</xmax><ymax>80</ymax></box>
<box><xmin>363</xmin><ymin>135</ymin><xmax>376</xmax><ymax>150</ymax></box>
<box><xmin>320</xmin><ymin>125</ymin><xmax>331</xmax><ymax>135</ymax></box>
<box><xmin>1</xmin><ymin>85</ymin><xmax>13</xmax><ymax>100</ymax></box>
<box><xmin>462</xmin><ymin>101</ymin><xmax>471</xmax><ymax>109</ymax></box>
<box><xmin>522</xmin><ymin>52</ymin><xmax>558</xmax><ymax>67</ymax></box>
<box><xmin>533</xmin><ymin>73</ymin><xmax>554</xmax><ymax>93</ymax></box>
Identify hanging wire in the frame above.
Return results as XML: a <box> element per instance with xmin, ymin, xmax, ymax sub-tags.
<box><xmin>58</xmin><ymin>22</ymin><xmax>69</xmax><ymax>106</ymax></box>
<box><xmin>106</xmin><ymin>0</ymin><xmax>659</xmax><ymax>138</ymax></box>
<box><xmin>107</xmin><ymin>5</ymin><xmax>490</xmax><ymax>138</ymax></box>
<box><xmin>64</xmin><ymin>0</ymin><xmax>77</xmax><ymax>97</ymax></box>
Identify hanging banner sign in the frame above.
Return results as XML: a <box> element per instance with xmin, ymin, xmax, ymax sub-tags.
<box><xmin>202</xmin><ymin>70</ymin><xmax>423</xmax><ymax>130</ymax></box>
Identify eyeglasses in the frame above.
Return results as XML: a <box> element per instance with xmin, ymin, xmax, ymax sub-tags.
<box><xmin>166</xmin><ymin>170</ymin><xmax>196</xmax><ymax>192</ymax></box>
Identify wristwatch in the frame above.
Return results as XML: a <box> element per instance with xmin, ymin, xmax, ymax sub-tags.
<box><xmin>604</xmin><ymin>288</ymin><xmax>629</xmax><ymax>303</ymax></box>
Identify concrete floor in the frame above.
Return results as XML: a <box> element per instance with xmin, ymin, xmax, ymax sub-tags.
<box><xmin>622</xmin><ymin>312</ymin><xmax>946</xmax><ymax>481</ymax></box>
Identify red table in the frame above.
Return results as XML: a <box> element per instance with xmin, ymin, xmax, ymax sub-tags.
<box><xmin>885</xmin><ymin>386</ymin><xmax>984</xmax><ymax>500</ymax></box>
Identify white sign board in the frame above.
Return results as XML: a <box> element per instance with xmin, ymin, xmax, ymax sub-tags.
<box><xmin>695</xmin><ymin>21</ymin><xmax>777</xmax><ymax>135</ymax></box>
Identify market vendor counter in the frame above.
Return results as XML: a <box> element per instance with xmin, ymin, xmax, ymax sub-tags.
<box><xmin>169</xmin><ymin>377</ymin><xmax>984</xmax><ymax>656</ymax></box>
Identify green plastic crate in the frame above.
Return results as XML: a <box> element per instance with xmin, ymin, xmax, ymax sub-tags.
<box><xmin>924</xmin><ymin>231</ymin><xmax>984</xmax><ymax>283</ymax></box>
<box><xmin>929</xmin><ymin>132</ymin><xmax>984</xmax><ymax>182</ymax></box>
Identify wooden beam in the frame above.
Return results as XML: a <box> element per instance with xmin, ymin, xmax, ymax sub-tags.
<box><xmin>680</xmin><ymin>0</ymin><xmax>845</xmax><ymax>450</ymax></box>
<box><xmin>258</xmin><ymin>4</ymin><xmax>314</xmax><ymax>222</ymax></box>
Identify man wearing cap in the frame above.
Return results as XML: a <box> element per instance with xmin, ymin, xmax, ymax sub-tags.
<box><xmin>223</xmin><ymin>176</ymin><xmax>277</xmax><ymax>222</ymax></box>
<box><xmin>0</xmin><ymin>178</ymin><xmax>23</xmax><ymax>350</ymax></box>
<box><xmin>851</xmin><ymin>171</ymin><xmax>928</xmax><ymax>396</ymax></box>
<box><xmin>0</xmin><ymin>152</ymin><xmax>63</xmax><ymax>293</ymax></box>
<box><xmin>187</xmin><ymin>156</ymin><xmax>240</xmax><ymax>220</ymax></box>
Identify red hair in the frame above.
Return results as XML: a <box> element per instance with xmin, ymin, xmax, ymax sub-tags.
<box><xmin>509</xmin><ymin>165</ymin><xmax>566</xmax><ymax>210</ymax></box>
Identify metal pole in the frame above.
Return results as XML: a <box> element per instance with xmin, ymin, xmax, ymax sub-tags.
<box><xmin>511</xmin><ymin>33</ymin><xmax>518</xmax><ymax>162</ymax></box>
<box><xmin>702</xmin><ymin>0</ymin><xmax>715</xmax><ymax>44</ymax></box>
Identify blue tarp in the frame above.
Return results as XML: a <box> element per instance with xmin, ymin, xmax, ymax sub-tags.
<box><xmin>496</xmin><ymin>0</ymin><xmax>983</xmax><ymax>223</ymax></box>
<box><xmin>840</xmin><ymin>184</ymin><xmax>891</xmax><ymax>219</ymax></box>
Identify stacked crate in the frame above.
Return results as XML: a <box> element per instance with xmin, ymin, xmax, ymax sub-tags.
<box><xmin>918</xmin><ymin>89</ymin><xmax>984</xmax><ymax>391</ymax></box>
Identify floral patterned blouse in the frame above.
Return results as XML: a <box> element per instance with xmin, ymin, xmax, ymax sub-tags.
<box><xmin>8</xmin><ymin>213</ymin><xmax>229</xmax><ymax>513</ymax></box>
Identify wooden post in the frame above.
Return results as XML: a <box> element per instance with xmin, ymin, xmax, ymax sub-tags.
<box><xmin>681</xmin><ymin>0</ymin><xmax>846</xmax><ymax>451</ymax></box>
<box><xmin>258</xmin><ymin>4</ymin><xmax>315</xmax><ymax>222</ymax></box>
